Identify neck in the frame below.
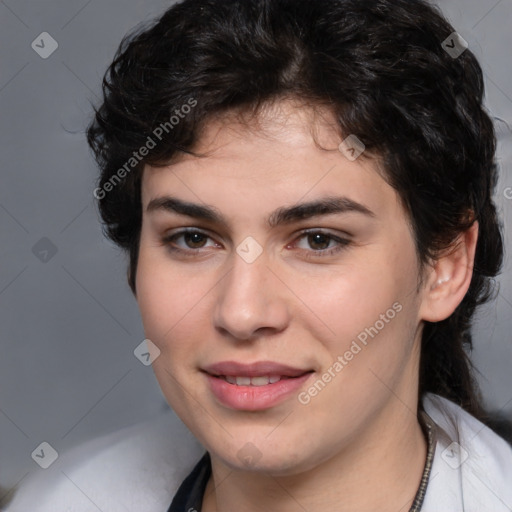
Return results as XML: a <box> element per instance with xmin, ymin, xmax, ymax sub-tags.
<box><xmin>202</xmin><ymin>396</ymin><xmax>427</xmax><ymax>512</ymax></box>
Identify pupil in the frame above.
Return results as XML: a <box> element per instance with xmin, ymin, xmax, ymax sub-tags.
<box><xmin>309</xmin><ymin>233</ymin><xmax>329</xmax><ymax>250</ymax></box>
<box><xmin>186</xmin><ymin>232</ymin><xmax>206</xmax><ymax>248</ymax></box>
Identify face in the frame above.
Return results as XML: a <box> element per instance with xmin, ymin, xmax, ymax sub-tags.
<box><xmin>136</xmin><ymin>100</ymin><xmax>426</xmax><ymax>475</ymax></box>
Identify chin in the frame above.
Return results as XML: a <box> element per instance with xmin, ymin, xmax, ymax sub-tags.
<box><xmin>209</xmin><ymin>438</ymin><xmax>321</xmax><ymax>476</ymax></box>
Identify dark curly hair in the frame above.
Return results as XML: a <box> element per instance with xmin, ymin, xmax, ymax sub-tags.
<box><xmin>86</xmin><ymin>0</ymin><xmax>504</xmax><ymax>420</ymax></box>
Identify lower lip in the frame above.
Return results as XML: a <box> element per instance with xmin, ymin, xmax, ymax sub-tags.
<box><xmin>204</xmin><ymin>372</ymin><xmax>313</xmax><ymax>411</ymax></box>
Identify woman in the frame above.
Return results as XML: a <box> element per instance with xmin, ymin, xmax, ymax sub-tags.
<box><xmin>5</xmin><ymin>0</ymin><xmax>512</xmax><ymax>510</ymax></box>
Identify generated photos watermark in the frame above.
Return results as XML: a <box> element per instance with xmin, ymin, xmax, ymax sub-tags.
<box><xmin>93</xmin><ymin>97</ymin><xmax>197</xmax><ymax>200</ymax></box>
<box><xmin>298</xmin><ymin>301</ymin><xmax>403</xmax><ymax>405</ymax></box>
<box><xmin>338</xmin><ymin>134</ymin><xmax>365</xmax><ymax>161</ymax></box>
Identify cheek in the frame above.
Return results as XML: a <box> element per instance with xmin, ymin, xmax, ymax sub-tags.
<box><xmin>136</xmin><ymin>243</ymin><xmax>184</xmax><ymax>347</ymax></box>
<box><xmin>296</xmin><ymin>275</ymin><xmax>419</xmax><ymax>425</ymax></box>
<box><xmin>135</xmin><ymin>251</ymin><xmax>210</xmax><ymax>411</ymax></box>
<box><xmin>135</xmin><ymin>244</ymin><xmax>216</xmax><ymax>361</ymax></box>
<box><xmin>295</xmin><ymin>244</ymin><xmax>420</xmax><ymax>379</ymax></box>
<box><xmin>295</xmin><ymin>260</ymin><xmax>410</xmax><ymax>341</ymax></box>
<box><xmin>136</xmin><ymin>266</ymin><xmax>171</xmax><ymax>344</ymax></box>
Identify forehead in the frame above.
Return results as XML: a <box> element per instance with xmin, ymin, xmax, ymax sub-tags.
<box><xmin>140</xmin><ymin>100</ymin><xmax>401</xmax><ymax>223</ymax></box>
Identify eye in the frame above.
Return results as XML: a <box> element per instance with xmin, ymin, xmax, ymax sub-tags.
<box><xmin>161</xmin><ymin>229</ymin><xmax>219</xmax><ymax>256</ymax></box>
<box><xmin>291</xmin><ymin>230</ymin><xmax>352</xmax><ymax>259</ymax></box>
<box><xmin>160</xmin><ymin>228</ymin><xmax>352</xmax><ymax>259</ymax></box>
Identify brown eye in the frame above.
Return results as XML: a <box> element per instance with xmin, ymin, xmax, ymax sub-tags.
<box><xmin>292</xmin><ymin>230</ymin><xmax>352</xmax><ymax>260</ymax></box>
<box><xmin>306</xmin><ymin>233</ymin><xmax>332</xmax><ymax>251</ymax></box>
<box><xmin>161</xmin><ymin>229</ymin><xmax>219</xmax><ymax>256</ymax></box>
<box><xmin>182</xmin><ymin>232</ymin><xmax>208</xmax><ymax>249</ymax></box>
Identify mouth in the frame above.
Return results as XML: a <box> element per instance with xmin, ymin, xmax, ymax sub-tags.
<box><xmin>201</xmin><ymin>361</ymin><xmax>315</xmax><ymax>410</ymax></box>
<box><xmin>202</xmin><ymin>360</ymin><xmax>313</xmax><ymax>378</ymax></box>
<box><xmin>212</xmin><ymin>373</ymin><xmax>311</xmax><ymax>386</ymax></box>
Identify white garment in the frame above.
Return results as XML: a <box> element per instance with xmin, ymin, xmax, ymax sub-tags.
<box><xmin>421</xmin><ymin>394</ymin><xmax>512</xmax><ymax>511</ymax></box>
<box><xmin>4</xmin><ymin>393</ymin><xmax>512</xmax><ymax>512</ymax></box>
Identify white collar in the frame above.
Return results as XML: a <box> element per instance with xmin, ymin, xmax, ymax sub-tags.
<box><xmin>422</xmin><ymin>393</ymin><xmax>512</xmax><ymax>511</ymax></box>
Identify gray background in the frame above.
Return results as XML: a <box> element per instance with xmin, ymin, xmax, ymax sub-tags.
<box><xmin>1</xmin><ymin>0</ymin><xmax>511</xmax><ymax>493</ymax></box>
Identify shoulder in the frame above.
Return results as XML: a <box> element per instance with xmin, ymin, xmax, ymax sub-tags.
<box><xmin>422</xmin><ymin>393</ymin><xmax>512</xmax><ymax>511</ymax></box>
<box><xmin>5</xmin><ymin>410</ymin><xmax>205</xmax><ymax>512</ymax></box>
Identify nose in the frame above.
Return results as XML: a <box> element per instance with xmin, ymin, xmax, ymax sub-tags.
<box><xmin>213</xmin><ymin>249</ymin><xmax>290</xmax><ymax>342</ymax></box>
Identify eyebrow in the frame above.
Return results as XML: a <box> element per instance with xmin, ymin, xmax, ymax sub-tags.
<box><xmin>146</xmin><ymin>195</ymin><xmax>375</xmax><ymax>228</ymax></box>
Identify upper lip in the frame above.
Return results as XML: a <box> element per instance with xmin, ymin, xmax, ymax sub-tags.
<box><xmin>202</xmin><ymin>361</ymin><xmax>313</xmax><ymax>378</ymax></box>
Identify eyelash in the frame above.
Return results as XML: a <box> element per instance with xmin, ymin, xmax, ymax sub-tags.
<box><xmin>160</xmin><ymin>228</ymin><xmax>352</xmax><ymax>260</ymax></box>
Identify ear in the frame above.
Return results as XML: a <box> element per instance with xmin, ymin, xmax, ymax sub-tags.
<box><xmin>418</xmin><ymin>221</ymin><xmax>479</xmax><ymax>322</ymax></box>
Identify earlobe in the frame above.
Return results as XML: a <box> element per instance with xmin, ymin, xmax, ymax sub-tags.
<box><xmin>419</xmin><ymin>221</ymin><xmax>479</xmax><ymax>322</ymax></box>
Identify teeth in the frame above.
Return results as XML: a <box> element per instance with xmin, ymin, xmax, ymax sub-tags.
<box><xmin>250</xmin><ymin>376</ymin><xmax>271</xmax><ymax>386</ymax></box>
<box><xmin>222</xmin><ymin>375</ymin><xmax>285</xmax><ymax>386</ymax></box>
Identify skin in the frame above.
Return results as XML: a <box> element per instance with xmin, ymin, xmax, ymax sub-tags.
<box><xmin>135</xmin><ymin>99</ymin><xmax>478</xmax><ymax>512</ymax></box>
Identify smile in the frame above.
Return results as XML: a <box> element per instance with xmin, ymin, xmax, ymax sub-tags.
<box><xmin>204</xmin><ymin>371</ymin><xmax>314</xmax><ymax>410</ymax></box>
<box><xmin>220</xmin><ymin>375</ymin><xmax>291</xmax><ymax>386</ymax></box>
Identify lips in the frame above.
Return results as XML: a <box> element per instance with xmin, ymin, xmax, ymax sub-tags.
<box><xmin>202</xmin><ymin>361</ymin><xmax>314</xmax><ymax>410</ymax></box>
<box><xmin>202</xmin><ymin>360</ymin><xmax>312</xmax><ymax>378</ymax></box>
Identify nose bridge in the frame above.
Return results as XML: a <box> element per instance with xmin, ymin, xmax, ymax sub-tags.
<box><xmin>213</xmin><ymin>249</ymin><xmax>288</xmax><ymax>340</ymax></box>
